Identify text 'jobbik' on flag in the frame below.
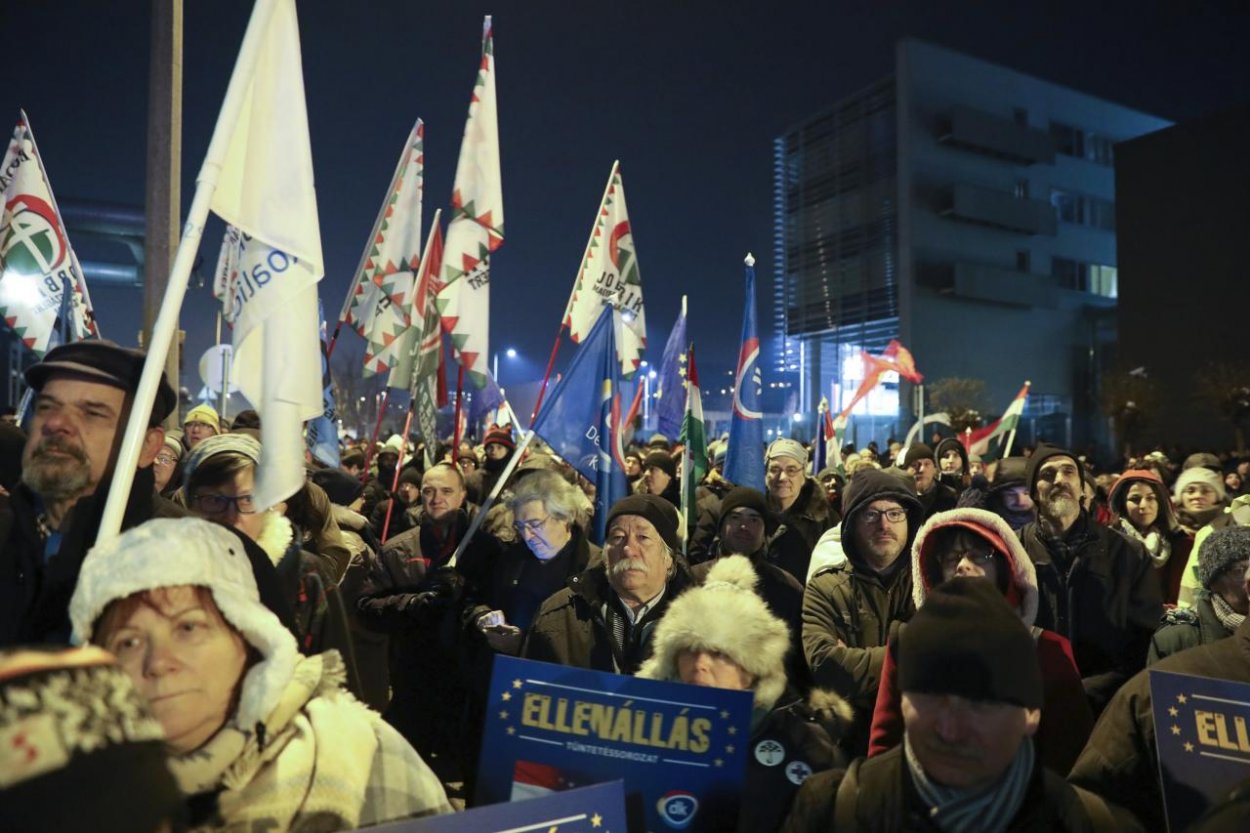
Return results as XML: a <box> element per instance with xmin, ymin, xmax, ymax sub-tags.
<box><xmin>725</xmin><ymin>254</ymin><xmax>764</xmax><ymax>491</ymax></box>
<box><xmin>343</xmin><ymin>119</ymin><xmax>425</xmax><ymax>378</ymax></box>
<box><xmin>0</xmin><ymin>111</ymin><xmax>98</xmax><ymax>357</ymax></box>
<box><xmin>211</xmin><ymin>0</ymin><xmax>323</xmax><ymax>512</ymax></box>
<box><xmin>437</xmin><ymin>16</ymin><xmax>503</xmax><ymax>389</ymax></box>
<box><xmin>654</xmin><ymin>297</ymin><xmax>687</xmax><ymax>441</ymax></box>
<box><xmin>563</xmin><ymin>161</ymin><xmax>647</xmax><ymax>379</ymax></box>
<box><xmin>530</xmin><ymin>306</ymin><xmax>629</xmax><ymax>544</ymax></box>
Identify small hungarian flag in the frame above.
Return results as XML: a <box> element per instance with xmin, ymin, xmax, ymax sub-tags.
<box><xmin>679</xmin><ymin>345</ymin><xmax>706</xmax><ymax>549</ymax></box>
<box><xmin>962</xmin><ymin>381</ymin><xmax>1030</xmax><ymax>459</ymax></box>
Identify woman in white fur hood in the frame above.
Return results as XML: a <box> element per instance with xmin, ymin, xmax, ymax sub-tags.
<box><xmin>639</xmin><ymin>555</ymin><xmax>851</xmax><ymax>833</ymax></box>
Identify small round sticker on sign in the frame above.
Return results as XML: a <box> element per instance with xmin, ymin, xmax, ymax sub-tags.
<box><xmin>786</xmin><ymin>760</ymin><xmax>813</xmax><ymax>785</ymax></box>
<box><xmin>657</xmin><ymin>791</ymin><xmax>699</xmax><ymax>829</ymax></box>
<box><xmin>754</xmin><ymin>738</ymin><xmax>786</xmax><ymax>767</ymax></box>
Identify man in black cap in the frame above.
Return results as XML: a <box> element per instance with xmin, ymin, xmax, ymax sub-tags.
<box><xmin>0</xmin><ymin>340</ymin><xmax>181</xmax><ymax>646</ymax></box>
<box><xmin>1017</xmin><ymin>444</ymin><xmax>1161</xmax><ymax>714</ymax></box>
<box><xmin>523</xmin><ymin>494</ymin><xmax>694</xmax><ymax>674</ymax></box>
<box><xmin>786</xmin><ymin>580</ymin><xmax>1137</xmax><ymax>832</ymax></box>
<box><xmin>902</xmin><ymin>443</ymin><xmax>958</xmax><ymax>519</ymax></box>
<box><xmin>802</xmin><ymin>468</ymin><xmax>925</xmax><ymax>756</ymax></box>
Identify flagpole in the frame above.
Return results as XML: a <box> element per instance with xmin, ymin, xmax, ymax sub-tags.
<box><xmin>1002</xmin><ymin>380</ymin><xmax>1030</xmax><ymax>458</ymax></box>
<box><xmin>360</xmin><ymin>385</ymin><xmax>390</xmax><ymax>483</ymax></box>
<box><xmin>380</xmin><ymin>406</ymin><xmax>416</xmax><ymax>544</ymax></box>
<box><xmin>99</xmin><ymin>0</ymin><xmax>281</xmax><ymax>542</ymax></box>
<box><xmin>453</xmin><ymin>364</ymin><xmax>466</xmax><ymax>449</ymax></box>
<box><xmin>529</xmin><ymin>327</ymin><xmax>563</xmax><ymax>423</ymax></box>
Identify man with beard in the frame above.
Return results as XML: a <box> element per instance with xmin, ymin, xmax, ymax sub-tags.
<box><xmin>802</xmin><ymin>468</ymin><xmax>925</xmax><ymax>756</ymax></box>
<box><xmin>1017</xmin><ymin>445</ymin><xmax>1162</xmax><ymax>714</ymax></box>
<box><xmin>0</xmin><ymin>341</ymin><xmax>180</xmax><ymax>645</ymax></box>
<box><xmin>465</xmin><ymin>424</ymin><xmax>515</xmax><ymax>506</ymax></box>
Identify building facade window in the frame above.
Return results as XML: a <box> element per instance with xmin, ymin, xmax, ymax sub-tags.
<box><xmin>1052</xmin><ymin>257</ymin><xmax>1117</xmax><ymax>297</ymax></box>
<box><xmin>1049</xmin><ymin>188</ymin><xmax>1115</xmax><ymax>231</ymax></box>
<box><xmin>1048</xmin><ymin>120</ymin><xmax>1116</xmax><ymax>166</ymax></box>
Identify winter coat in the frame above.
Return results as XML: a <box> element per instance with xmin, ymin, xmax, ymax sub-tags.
<box><xmin>1018</xmin><ymin>513</ymin><xmax>1163</xmax><ymax>714</ymax></box>
<box><xmin>1148</xmin><ymin>592</ymin><xmax>1236</xmax><ymax>665</ymax></box>
<box><xmin>0</xmin><ymin>466</ymin><xmax>186</xmax><ymax>646</ymax></box>
<box><xmin>782</xmin><ymin>745</ymin><xmax>1137</xmax><ymax>833</ymax></box>
<box><xmin>916</xmin><ymin>481</ymin><xmax>959</xmax><ymax>519</ymax></box>
<box><xmin>1069</xmin><ymin>617</ymin><xmax>1250</xmax><ymax>832</ymax></box>
<box><xmin>1107</xmin><ymin>469</ymin><xmax>1191</xmax><ymax>605</ymax></box>
<box><xmin>687</xmin><ymin>475</ymin><xmax>735</xmax><ymax>562</ymax></box>
<box><xmin>801</xmin><ymin>469</ymin><xmax>925</xmax><ymax>756</ymax></box>
<box><xmin>521</xmin><ymin>561</ymin><xmax>695</xmax><ymax>675</ymax></box>
<box><xmin>866</xmin><ymin>508</ymin><xmax>1094</xmax><ymax>775</ymax></box>
<box><xmin>769</xmin><ymin>476</ymin><xmax>838</xmax><ymax>568</ymax></box>
<box><xmin>333</xmin><ymin>504</ymin><xmax>392</xmax><ymax>712</ymax></box>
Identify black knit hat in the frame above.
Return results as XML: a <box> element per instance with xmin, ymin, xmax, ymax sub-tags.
<box><xmin>902</xmin><ymin>443</ymin><xmax>935</xmax><ymax>467</ymax></box>
<box><xmin>24</xmin><ymin>340</ymin><xmax>176</xmax><ymax>426</ymax></box>
<box><xmin>606</xmin><ymin>494</ymin><xmax>681</xmax><ymax>552</ymax></box>
<box><xmin>311</xmin><ymin>467</ymin><xmax>366</xmax><ymax>506</ymax></box>
<box><xmin>899</xmin><ymin>578</ymin><xmax>1043</xmax><ymax>709</ymax></box>
<box><xmin>644</xmin><ymin>450</ymin><xmax>676</xmax><ymax>479</ymax></box>
<box><xmin>0</xmin><ymin>647</ymin><xmax>185</xmax><ymax>833</ymax></box>
<box><xmin>1197</xmin><ymin>526</ymin><xmax>1250</xmax><ymax>590</ymax></box>
<box><xmin>1025</xmin><ymin>444</ymin><xmax>1080</xmax><ymax>501</ymax></box>
<box><xmin>717</xmin><ymin>486</ymin><xmax>774</xmax><ymax>533</ymax></box>
<box><xmin>398</xmin><ymin>466</ymin><xmax>423</xmax><ymax>488</ymax></box>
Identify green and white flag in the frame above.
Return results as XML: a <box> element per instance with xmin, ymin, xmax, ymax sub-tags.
<box><xmin>679</xmin><ymin>344</ymin><xmax>706</xmax><ymax>549</ymax></box>
<box><xmin>563</xmin><ymin>161</ymin><xmax>646</xmax><ymax>378</ymax></box>
<box><xmin>0</xmin><ymin>111</ymin><xmax>97</xmax><ymax>356</ymax></box>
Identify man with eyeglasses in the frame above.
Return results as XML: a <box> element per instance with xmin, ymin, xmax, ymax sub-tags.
<box><xmin>1</xmin><ymin>341</ymin><xmax>182</xmax><ymax>646</ymax></box>
<box><xmin>765</xmin><ymin>438</ymin><xmax>837</xmax><ymax>557</ymax></box>
<box><xmin>802</xmin><ymin>468</ymin><xmax>923</xmax><ymax>757</ymax></box>
<box><xmin>1018</xmin><ymin>444</ymin><xmax>1161</xmax><ymax>715</ymax></box>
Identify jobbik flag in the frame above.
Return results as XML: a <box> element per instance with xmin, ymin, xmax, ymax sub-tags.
<box><xmin>725</xmin><ymin>255</ymin><xmax>764</xmax><ymax>490</ymax></box>
<box><xmin>345</xmin><ymin>120</ymin><xmax>424</xmax><ymax>378</ymax></box>
<box><xmin>305</xmin><ymin>300</ymin><xmax>339</xmax><ymax>468</ymax></box>
<box><xmin>530</xmin><ymin>306</ymin><xmax>628</xmax><ymax>544</ymax></box>
<box><xmin>654</xmin><ymin>300</ymin><xmax>688</xmax><ymax>440</ymax></box>
<box><xmin>563</xmin><ymin>161</ymin><xmax>647</xmax><ymax>378</ymax></box>
<box><xmin>477</xmin><ymin>655</ymin><xmax>752</xmax><ymax>833</ymax></box>
<box><xmin>961</xmin><ymin>381</ymin><xmax>1030</xmax><ymax>459</ymax></box>
<box><xmin>1150</xmin><ymin>669</ymin><xmax>1250</xmax><ymax>832</ymax></box>
<box><xmin>679</xmin><ymin>344</ymin><xmax>706</xmax><ymax>545</ymax></box>
<box><xmin>0</xmin><ymin>111</ymin><xmax>98</xmax><ymax>356</ymax></box>
<box><xmin>210</xmin><ymin>0</ymin><xmax>323</xmax><ymax>511</ymax></box>
<box><xmin>437</xmin><ymin>16</ymin><xmax>503</xmax><ymax>389</ymax></box>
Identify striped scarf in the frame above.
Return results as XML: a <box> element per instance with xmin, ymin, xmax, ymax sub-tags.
<box><xmin>904</xmin><ymin>734</ymin><xmax>1035</xmax><ymax>833</ymax></box>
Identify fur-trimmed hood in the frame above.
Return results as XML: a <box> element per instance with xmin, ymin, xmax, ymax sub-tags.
<box><xmin>637</xmin><ymin>556</ymin><xmax>790</xmax><ymax>712</ymax></box>
<box><xmin>910</xmin><ymin>507</ymin><xmax>1039</xmax><ymax>627</ymax></box>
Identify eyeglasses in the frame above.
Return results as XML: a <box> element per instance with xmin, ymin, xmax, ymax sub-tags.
<box><xmin>154</xmin><ymin>454</ymin><xmax>177</xmax><ymax>466</ymax></box>
<box><xmin>513</xmin><ymin>515</ymin><xmax>552</xmax><ymax>534</ymax></box>
<box><xmin>859</xmin><ymin>508</ymin><xmax>907</xmax><ymax>525</ymax></box>
<box><xmin>192</xmin><ymin>493</ymin><xmax>257</xmax><ymax>515</ymax></box>
<box><xmin>940</xmin><ymin>550</ymin><xmax>997</xmax><ymax>568</ymax></box>
<box><xmin>767</xmin><ymin>465</ymin><xmax>803</xmax><ymax>479</ymax></box>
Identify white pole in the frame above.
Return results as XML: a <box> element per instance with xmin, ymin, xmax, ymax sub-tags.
<box><xmin>99</xmin><ymin>0</ymin><xmax>281</xmax><ymax>542</ymax></box>
<box><xmin>447</xmin><ymin>427</ymin><xmax>538</xmax><ymax>567</ymax></box>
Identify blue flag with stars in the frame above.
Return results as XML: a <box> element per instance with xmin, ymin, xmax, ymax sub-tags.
<box><xmin>724</xmin><ymin>256</ymin><xmax>764</xmax><ymax>489</ymax></box>
<box><xmin>654</xmin><ymin>304</ymin><xmax>688</xmax><ymax>440</ymax></box>
<box><xmin>1150</xmin><ymin>669</ymin><xmax>1250</xmax><ymax>832</ymax></box>
<box><xmin>531</xmin><ymin>306</ymin><xmax>628</xmax><ymax>543</ymax></box>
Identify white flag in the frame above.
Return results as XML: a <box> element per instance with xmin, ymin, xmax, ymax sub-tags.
<box><xmin>210</xmin><ymin>0</ymin><xmax>322</xmax><ymax>511</ymax></box>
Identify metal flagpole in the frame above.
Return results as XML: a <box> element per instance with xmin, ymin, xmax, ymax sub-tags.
<box><xmin>100</xmin><ymin>0</ymin><xmax>282</xmax><ymax>541</ymax></box>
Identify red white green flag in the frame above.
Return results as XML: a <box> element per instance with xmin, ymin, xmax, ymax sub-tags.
<box><xmin>437</xmin><ymin>16</ymin><xmax>503</xmax><ymax>388</ymax></box>
<box><xmin>0</xmin><ymin>111</ymin><xmax>98</xmax><ymax>356</ymax></box>
<box><xmin>345</xmin><ymin>120</ymin><xmax>424</xmax><ymax>377</ymax></box>
<box><xmin>679</xmin><ymin>345</ymin><xmax>706</xmax><ymax>549</ymax></box>
<box><xmin>961</xmin><ymin>381</ymin><xmax>1030</xmax><ymax>458</ymax></box>
<box><xmin>563</xmin><ymin>161</ymin><xmax>646</xmax><ymax>378</ymax></box>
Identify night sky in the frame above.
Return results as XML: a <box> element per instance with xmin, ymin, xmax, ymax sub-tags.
<box><xmin>4</xmin><ymin>1</ymin><xmax>1249</xmax><ymax>415</ymax></box>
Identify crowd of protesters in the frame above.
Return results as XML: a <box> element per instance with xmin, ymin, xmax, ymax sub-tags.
<box><xmin>3</xmin><ymin>339</ymin><xmax>1250</xmax><ymax>831</ymax></box>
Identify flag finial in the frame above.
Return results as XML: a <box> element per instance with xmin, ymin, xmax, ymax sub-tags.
<box><xmin>744</xmin><ymin>252</ymin><xmax>756</xmax><ymax>267</ymax></box>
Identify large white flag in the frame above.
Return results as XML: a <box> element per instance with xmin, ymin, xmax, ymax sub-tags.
<box><xmin>437</xmin><ymin>16</ymin><xmax>503</xmax><ymax>388</ymax></box>
<box><xmin>211</xmin><ymin>0</ymin><xmax>322</xmax><ymax>511</ymax></box>
<box><xmin>0</xmin><ymin>111</ymin><xmax>98</xmax><ymax>356</ymax></box>
<box><xmin>563</xmin><ymin>161</ymin><xmax>646</xmax><ymax>378</ymax></box>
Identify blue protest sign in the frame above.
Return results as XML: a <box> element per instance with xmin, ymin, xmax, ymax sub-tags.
<box><xmin>477</xmin><ymin>655</ymin><xmax>753</xmax><ymax>832</ymax></box>
<box><xmin>1150</xmin><ymin>669</ymin><xmax>1250</xmax><ymax>832</ymax></box>
<box><xmin>365</xmin><ymin>780</ymin><xmax>629</xmax><ymax>832</ymax></box>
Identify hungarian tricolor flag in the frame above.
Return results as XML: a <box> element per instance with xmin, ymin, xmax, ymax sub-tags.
<box><xmin>961</xmin><ymin>381</ymin><xmax>1030</xmax><ymax>459</ymax></box>
<box><xmin>679</xmin><ymin>345</ymin><xmax>706</xmax><ymax>550</ymax></box>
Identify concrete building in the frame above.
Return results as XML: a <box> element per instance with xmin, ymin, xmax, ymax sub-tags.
<box><xmin>773</xmin><ymin>38</ymin><xmax>1169</xmax><ymax>452</ymax></box>
<box><xmin>1115</xmin><ymin>104</ymin><xmax>1250</xmax><ymax>451</ymax></box>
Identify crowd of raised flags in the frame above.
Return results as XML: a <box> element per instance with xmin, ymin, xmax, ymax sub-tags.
<box><xmin>0</xmin><ymin>0</ymin><xmax>1038</xmax><ymax>541</ymax></box>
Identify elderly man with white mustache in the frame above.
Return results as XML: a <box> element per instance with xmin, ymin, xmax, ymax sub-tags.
<box><xmin>1016</xmin><ymin>445</ymin><xmax>1162</xmax><ymax>716</ymax></box>
<box><xmin>522</xmin><ymin>494</ymin><xmax>694</xmax><ymax>675</ymax></box>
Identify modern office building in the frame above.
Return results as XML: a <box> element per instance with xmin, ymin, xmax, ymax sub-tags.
<box><xmin>773</xmin><ymin>38</ymin><xmax>1169</xmax><ymax>450</ymax></box>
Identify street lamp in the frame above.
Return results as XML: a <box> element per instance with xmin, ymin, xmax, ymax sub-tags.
<box><xmin>493</xmin><ymin>347</ymin><xmax>517</xmax><ymax>382</ymax></box>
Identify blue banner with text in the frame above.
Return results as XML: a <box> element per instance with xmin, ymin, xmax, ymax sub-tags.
<box><xmin>367</xmin><ymin>780</ymin><xmax>629</xmax><ymax>832</ymax></box>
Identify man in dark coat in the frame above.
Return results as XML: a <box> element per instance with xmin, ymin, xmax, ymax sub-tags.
<box><xmin>465</xmin><ymin>423</ymin><xmax>515</xmax><ymax>505</ymax></box>
<box><xmin>1069</xmin><ymin>564</ymin><xmax>1250</xmax><ymax>831</ymax></box>
<box><xmin>902</xmin><ymin>443</ymin><xmax>958</xmax><ymax>519</ymax></box>
<box><xmin>785</xmin><ymin>580</ymin><xmax>1139</xmax><ymax>832</ymax></box>
<box><xmin>765</xmin><ymin>437</ymin><xmax>836</xmax><ymax>568</ymax></box>
<box><xmin>802</xmin><ymin>468</ymin><xmax>924</xmax><ymax>756</ymax></box>
<box><xmin>1016</xmin><ymin>445</ymin><xmax>1162</xmax><ymax>714</ymax></box>
<box><xmin>1149</xmin><ymin>525</ymin><xmax>1250</xmax><ymax>664</ymax></box>
<box><xmin>522</xmin><ymin>494</ymin><xmax>693</xmax><ymax>675</ymax></box>
<box><xmin>0</xmin><ymin>341</ymin><xmax>182</xmax><ymax>646</ymax></box>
